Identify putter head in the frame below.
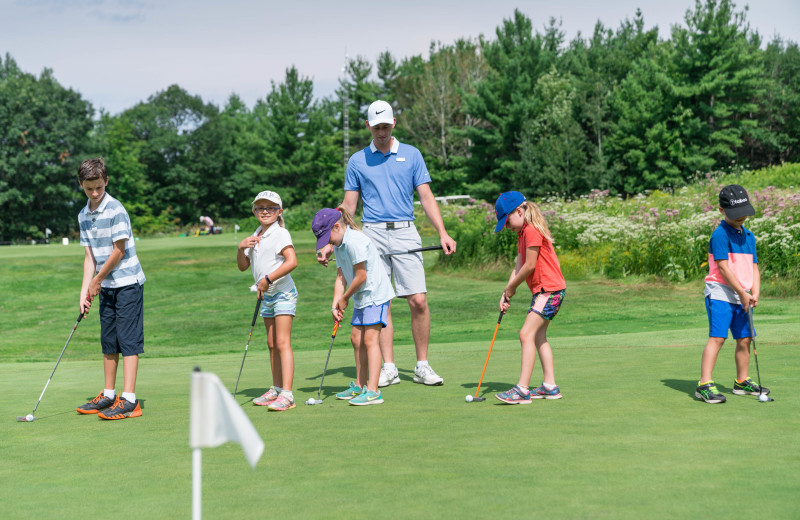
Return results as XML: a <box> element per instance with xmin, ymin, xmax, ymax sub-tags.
<box><xmin>760</xmin><ymin>395</ymin><xmax>775</xmax><ymax>402</ymax></box>
<box><xmin>471</xmin><ymin>396</ymin><xmax>486</xmax><ymax>402</ymax></box>
<box><xmin>16</xmin><ymin>415</ymin><xmax>36</xmax><ymax>422</ymax></box>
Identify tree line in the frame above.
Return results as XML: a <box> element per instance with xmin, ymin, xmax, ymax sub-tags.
<box><xmin>1</xmin><ymin>0</ymin><xmax>798</xmax><ymax>241</ymax></box>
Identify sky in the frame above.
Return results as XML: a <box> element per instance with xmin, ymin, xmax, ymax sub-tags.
<box><xmin>2</xmin><ymin>0</ymin><xmax>798</xmax><ymax>115</ymax></box>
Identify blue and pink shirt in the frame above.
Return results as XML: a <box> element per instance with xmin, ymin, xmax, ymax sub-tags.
<box><xmin>704</xmin><ymin>220</ymin><xmax>757</xmax><ymax>304</ymax></box>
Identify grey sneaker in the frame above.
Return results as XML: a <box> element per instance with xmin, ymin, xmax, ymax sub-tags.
<box><xmin>378</xmin><ymin>365</ymin><xmax>400</xmax><ymax>387</ymax></box>
<box><xmin>413</xmin><ymin>364</ymin><xmax>443</xmax><ymax>386</ymax></box>
<box><xmin>253</xmin><ymin>387</ymin><xmax>280</xmax><ymax>406</ymax></box>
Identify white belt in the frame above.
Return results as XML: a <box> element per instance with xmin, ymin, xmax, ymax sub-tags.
<box><xmin>364</xmin><ymin>221</ymin><xmax>413</xmax><ymax>230</ymax></box>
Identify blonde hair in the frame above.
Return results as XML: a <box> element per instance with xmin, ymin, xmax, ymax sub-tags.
<box><xmin>521</xmin><ymin>201</ymin><xmax>553</xmax><ymax>242</ymax></box>
<box><xmin>336</xmin><ymin>205</ymin><xmax>360</xmax><ymax>230</ymax></box>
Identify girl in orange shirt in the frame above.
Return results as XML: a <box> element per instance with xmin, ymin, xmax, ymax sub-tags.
<box><xmin>493</xmin><ymin>191</ymin><xmax>566</xmax><ymax>404</ymax></box>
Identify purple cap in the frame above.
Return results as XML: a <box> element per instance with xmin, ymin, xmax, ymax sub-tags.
<box><xmin>311</xmin><ymin>208</ymin><xmax>342</xmax><ymax>250</ymax></box>
<box><xmin>494</xmin><ymin>191</ymin><xmax>526</xmax><ymax>232</ymax></box>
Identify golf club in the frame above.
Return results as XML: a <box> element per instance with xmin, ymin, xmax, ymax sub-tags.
<box><xmin>306</xmin><ymin>321</ymin><xmax>340</xmax><ymax>405</ymax></box>
<box><xmin>17</xmin><ymin>312</ymin><xmax>84</xmax><ymax>422</ymax></box>
<box><xmin>748</xmin><ymin>307</ymin><xmax>773</xmax><ymax>402</ymax></box>
<box><xmin>382</xmin><ymin>245</ymin><xmax>443</xmax><ymax>257</ymax></box>
<box><xmin>467</xmin><ymin>302</ymin><xmax>506</xmax><ymax>403</ymax></box>
<box><xmin>233</xmin><ymin>295</ymin><xmax>263</xmax><ymax>398</ymax></box>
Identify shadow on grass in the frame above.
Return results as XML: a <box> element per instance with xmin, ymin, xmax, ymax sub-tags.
<box><xmin>662</xmin><ymin>379</ymin><xmax>731</xmax><ymax>400</ymax></box>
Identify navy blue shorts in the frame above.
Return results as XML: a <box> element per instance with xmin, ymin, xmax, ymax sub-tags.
<box><xmin>100</xmin><ymin>284</ymin><xmax>145</xmax><ymax>356</ymax></box>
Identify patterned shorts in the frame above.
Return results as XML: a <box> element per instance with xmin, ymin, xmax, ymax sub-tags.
<box><xmin>259</xmin><ymin>288</ymin><xmax>298</xmax><ymax>318</ymax></box>
<box><xmin>528</xmin><ymin>289</ymin><xmax>566</xmax><ymax>321</ymax></box>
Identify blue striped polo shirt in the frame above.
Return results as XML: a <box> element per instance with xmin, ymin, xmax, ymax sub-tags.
<box><xmin>79</xmin><ymin>193</ymin><xmax>146</xmax><ymax>288</ymax></box>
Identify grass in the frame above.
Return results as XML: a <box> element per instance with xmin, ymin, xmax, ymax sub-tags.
<box><xmin>1</xmin><ymin>235</ymin><xmax>799</xmax><ymax>519</ymax></box>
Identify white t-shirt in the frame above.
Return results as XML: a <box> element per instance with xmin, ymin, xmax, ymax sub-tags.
<box><xmin>245</xmin><ymin>222</ymin><xmax>296</xmax><ymax>296</ymax></box>
<box><xmin>333</xmin><ymin>227</ymin><xmax>395</xmax><ymax>309</ymax></box>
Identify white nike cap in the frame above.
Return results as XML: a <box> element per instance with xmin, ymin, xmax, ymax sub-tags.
<box><xmin>367</xmin><ymin>100</ymin><xmax>394</xmax><ymax>127</ymax></box>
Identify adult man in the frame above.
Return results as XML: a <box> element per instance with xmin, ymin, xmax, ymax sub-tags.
<box><xmin>318</xmin><ymin>100</ymin><xmax>457</xmax><ymax>386</ymax></box>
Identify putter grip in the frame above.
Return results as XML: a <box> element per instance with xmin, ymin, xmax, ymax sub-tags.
<box><xmin>77</xmin><ymin>312</ymin><xmax>84</xmax><ymax>323</ymax></box>
<box><xmin>332</xmin><ymin>321</ymin><xmax>339</xmax><ymax>337</ymax></box>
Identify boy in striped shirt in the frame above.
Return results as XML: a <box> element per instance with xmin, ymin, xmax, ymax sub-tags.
<box><xmin>75</xmin><ymin>158</ymin><xmax>146</xmax><ymax>419</ymax></box>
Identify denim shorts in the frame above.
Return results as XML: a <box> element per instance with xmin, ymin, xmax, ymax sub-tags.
<box><xmin>706</xmin><ymin>297</ymin><xmax>754</xmax><ymax>339</ymax></box>
<box><xmin>351</xmin><ymin>301</ymin><xmax>390</xmax><ymax>327</ymax></box>
<box><xmin>259</xmin><ymin>288</ymin><xmax>298</xmax><ymax>318</ymax></box>
<box><xmin>528</xmin><ymin>289</ymin><xmax>566</xmax><ymax>321</ymax></box>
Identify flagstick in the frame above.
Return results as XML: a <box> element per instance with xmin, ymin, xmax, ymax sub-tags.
<box><xmin>193</xmin><ymin>448</ymin><xmax>202</xmax><ymax>520</ymax></box>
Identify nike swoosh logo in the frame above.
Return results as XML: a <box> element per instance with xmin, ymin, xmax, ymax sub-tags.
<box><xmin>376</xmin><ymin>109</ymin><xmax>386</xmax><ymax>114</ymax></box>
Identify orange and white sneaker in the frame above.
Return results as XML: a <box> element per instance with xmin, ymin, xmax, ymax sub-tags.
<box><xmin>267</xmin><ymin>393</ymin><xmax>295</xmax><ymax>411</ymax></box>
<box><xmin>98</xmin><ymin>396</ymin><xmax>142</xmax><ymax>420</ymax></box>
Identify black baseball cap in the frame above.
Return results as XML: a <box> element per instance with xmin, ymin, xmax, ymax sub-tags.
<box><xmin>718</xmin><ymin>184</ymin><xmax>755</xmax><ymax>219</ymax></box>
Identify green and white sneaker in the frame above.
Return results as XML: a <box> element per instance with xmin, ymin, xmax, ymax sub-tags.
<box><xmin>732</xmin><ymin>377</ymin><xmax>770</xmax><ymax>396</ymax></box>
<box><xmin>335</xmin><ymin>382</ymin><xmax>362</xmax><ymax>400</ymax></box>
<box><xmin>350</xmin><ymin>389</ymin><xmax>383</xmax><ymax>406</ymax></box>
<box><xmin>696</xmin><ymin>381</ymin><xmax>726</xmax><ymax>403</ymax></box>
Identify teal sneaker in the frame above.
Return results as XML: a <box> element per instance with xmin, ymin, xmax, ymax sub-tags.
<box><xmin>495</xmin><ymin>385</ymin><xmax>532</xmax><ymax>404</ymax></box>
<box><xmin>531</xmin><ymin>383</ymin><xmax>563</xmax><ymax>400</ymax></box>
<box><xmin>335</xmin><ymin>382</ymin><xmax>362</xmax><ymax>400</ymax></box>
<box><xmin>732</xmin><ymin>378</ymin><xmax>770</xmax><ymax>396</ymax></box>
<box><xmin>350</xmin><ymin>389</ymin><xmax>383</xmax><ymax>406</ymax></box>
<box><xmin>696</xmin><ymin>381</ymin><xmax>726</xmax><ymax>403</ymax></box>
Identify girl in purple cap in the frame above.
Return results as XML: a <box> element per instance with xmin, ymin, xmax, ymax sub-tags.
<box><xmin>311</xmin><ymin>206</ymin><xmax>395</xmax><ymax>405</ymax></box>
<box><xmin>492</xmin><ymin>191</ymin><xmax>567</xmax><ymax>404</ymax></box>
<box><xmin>237</xmin><ymin>190</ymin><xmax>298</xmax><ymax>411</ymax></box>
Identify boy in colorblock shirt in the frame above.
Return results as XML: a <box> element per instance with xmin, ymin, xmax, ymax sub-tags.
<box><xmin>696</xmin><ymin>185</ymin><xmax>769</xmax><ymax>404</ymax></box>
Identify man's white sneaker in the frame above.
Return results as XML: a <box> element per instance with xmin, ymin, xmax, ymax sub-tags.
<box><xmin>413</xmin><ymin>364</ymin><xmax>443</xmax><ymax>386</ymax></box>
<box><xmin>378</xmin><ymin>366</ymin><xmax>400</xmax><ymax>387</ymax></box>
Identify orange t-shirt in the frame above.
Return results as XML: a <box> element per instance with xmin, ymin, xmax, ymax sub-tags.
<box><xmin>518</xmin><ymin>223</ymin><xmax>566</xmax><ymax>294</ymax></box>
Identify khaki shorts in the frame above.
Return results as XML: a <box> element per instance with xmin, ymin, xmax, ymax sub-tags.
<box><xmin>362</xmin><ymin>223</ymin><xmax>427</xmax><ymax>298</ymax></box>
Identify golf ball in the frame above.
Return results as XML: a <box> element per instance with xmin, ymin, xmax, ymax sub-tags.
<box><xmin>465</xmin><ymin>394</ymin><xmax>473</xmax><ymax>402</ymax></box>
<box><xmin>306</xmin><ymin>398</ymin><xmax>314</xmax><ymax>405</ymax></box>
<box><xmin>759</xmin><ymin>394</ymin><xmax>769</xmax><ymax>402</ymax></box>
<box><xmin>26</xmin><ymin>414</ymin><xmax>34</xmax><ymax>421</ymax></box>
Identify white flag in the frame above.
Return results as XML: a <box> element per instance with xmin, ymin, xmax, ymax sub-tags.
<box><xmin>190</xmin><ymin>371</ymin><xmax>264</xmax><ymax>468</ymax></box>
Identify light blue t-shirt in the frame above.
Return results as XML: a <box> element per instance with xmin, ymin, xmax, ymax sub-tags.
<box><xmin>344</xmin><ymin>138</ymin><xmax>431</xmax><ymax>223</ymax></box>
<box><xmin>333</xmin><ymin>227</ymin><xmax>395</xmax><ymax>309</ymax></box>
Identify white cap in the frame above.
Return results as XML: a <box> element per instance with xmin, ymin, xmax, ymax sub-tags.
<box><xmin>252</xmin><ymin>190</ymin><xmax>282</xmax><ymax>208</ymax></box>
<box><xmin>367</xmin><ymin>100</ymin><xmax>394</xmax><ymax>127</ymax></box>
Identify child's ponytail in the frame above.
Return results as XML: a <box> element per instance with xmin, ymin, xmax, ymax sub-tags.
<box><xmin>336</xmin><ymin>205</ymin><xmax>360</xmax><ymax>231</ymax></box>
<box><xmin>522</xmin><ymin>201</ymin><xmax>554</xmax><ymax>243</ymax></box>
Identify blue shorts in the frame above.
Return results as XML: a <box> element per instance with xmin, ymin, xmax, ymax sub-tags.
<box><xmin>259</xmin><ymin>288</ymin><xmax>298</xmax><ymax>318</ymax></box>
<box><xmin>706</xmin><ymin>297</ymin><xmax>754</xmax><ymax>339</ymax></box>
<box><xmin>528</xmin><ymin>289</ymin><xmax>565</xmax><ymax>321</ymax></box>
<box><xmin>351</xmin><ymin>302</ymin><xmax>390</xmax><ymax>328</ymax></box>
<box><xmin>100</xmin><ymin>284</ymin><xmax>144</xmax><ymax>356</ymax></box>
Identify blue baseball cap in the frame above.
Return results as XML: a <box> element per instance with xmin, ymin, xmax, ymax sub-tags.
<box><xmin>311</xmin><ymin>208</ymin><xmax>342</xmax><ymax>250</ymax></box>
<box><xmin>494</xmin><ymin>191</ymin><xmax>526</xmax><ymax>232</ymax></box>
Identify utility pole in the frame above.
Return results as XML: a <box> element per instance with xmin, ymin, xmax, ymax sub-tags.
<box><xmin>342</xmin><ymin>53</ymin><xmax>350</xmax><ymax>166</ymax></box>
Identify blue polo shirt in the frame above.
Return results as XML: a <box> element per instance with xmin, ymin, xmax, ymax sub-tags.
<box><xmin>333</xmin><ymin>227</ymin><xmax>395</xmax><ymax>309</ymax></box>
<box><xmin>344</xmin><ymin>138</ymin><xmax>431</xmax><ymax>223</ymax></box>
<box><xmin>79</xmin><ymin>193</ymin><xmax>146</xmax><ymax>289</ymax></box>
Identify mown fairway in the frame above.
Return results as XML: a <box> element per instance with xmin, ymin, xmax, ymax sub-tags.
<box><xmin>2</xmin><ymin>235</ymin><xmax>798</xmax><ymax>519</ymax></box>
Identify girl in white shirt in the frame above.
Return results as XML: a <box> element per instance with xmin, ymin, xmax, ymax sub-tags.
<box><xmin>237</xmin><ymin>190</ymin><xmax>298</xmax><ymax>411</ymax></box>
